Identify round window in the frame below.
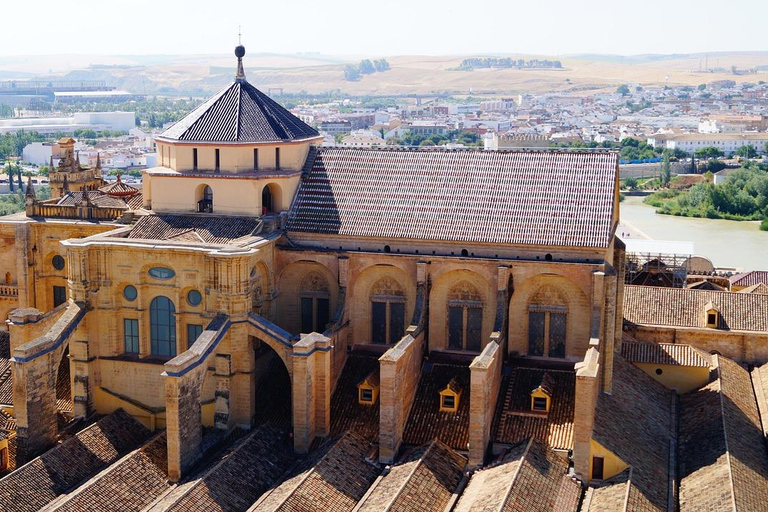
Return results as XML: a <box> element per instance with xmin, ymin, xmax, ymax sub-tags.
<box><xmin>123</xmin><ymin>285</ymin><xmax>138</xmax><ymax>301</ymax></box>
<box><xmin>52</xmin><ymin>255</ymin><xmax>65</xmax><ymax>271</ymax></box>
<box><xmin>187</xmin><ymin>289</ymin><xmax>202</xmax><ymax>306</ymax></box>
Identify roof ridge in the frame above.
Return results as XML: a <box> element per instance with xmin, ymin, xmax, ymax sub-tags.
<box><xmin>498</xmin><ymin>438</ymin><xmax>534</xmax><ymax>512</ymax></box>
<box><xmin>621</xmin><ymin>466</ymin><xmax>633</xmax><ymax>512</ymax></box>
<box><xmin>713</xmin><ymin>356</ymin><xmax>739</xmax><ymax>512</ymax></box>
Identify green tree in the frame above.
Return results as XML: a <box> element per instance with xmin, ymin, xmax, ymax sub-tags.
<box><xmin>617</xmin><ymin>84</ymin><xmax>630</xmax><ymax>96</ymax></box>
<box><xmin>359</xmin><ymin>59</ymin><xmax>376</xmax><ymax>75</ymax></box>
<box><xmin>661</xmin><ymin>152</ymin><xmax>672</xmax><ymax>186</ymax></box>
<box><xmin>697</xmin><ymin>84</ymin><xmax>707</xmax><ymax>91</ymax></box>
<box><xmin>690</xmin><ymin>154</ymin><xmax>697</xmax><ymax>174</ymax></box>
<box><xmin>735</xmin><ymin>145</ymin><xmax>758</xmax><ymax>158</ymax></box>
<box><xmin>625</xmin><ymin>177</ymin><xmax>639</xmax><ymax>190</ymax></box>
<box><xmin>695</xmin><ymin>146</ymin><xmax>724</xmax><ymax>159</ymax></box>
<box><xmin>344</xmin><ymin>65</ymin><xmax>361</xmax><ymax>81</ymax></box>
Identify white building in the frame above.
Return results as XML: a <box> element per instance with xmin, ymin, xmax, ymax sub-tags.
<box><xmin>22</xmin><ymin>142</ymin><xmax>56</xmax><ymax>165</ymax></box>
<box><xmin>0</xmin><ymin>111</ymin><xmax>136</xmax><ymax>135</ymax></box>
<box><xmin>664</xmin><ymin>133</ymin><xmax>768</xmax><ymax>155</ymax></box>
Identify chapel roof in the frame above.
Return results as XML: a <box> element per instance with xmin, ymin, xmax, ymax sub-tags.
<box><xmin>287</xmin><ymin>148</ymin><xmax>619</xmax><ymax>248</ymax></box>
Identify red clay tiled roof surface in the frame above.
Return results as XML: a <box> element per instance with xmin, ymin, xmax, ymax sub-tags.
<box><xmin>679</xmin><ymin>356</ymin><xmax>768</xmax><ymax>512</ymax></box>
<box><xmin>251</xmin><ymin>431</ymin><xmax>380</xmax><ymax>512</ymax></box>
<box><xmin>730</xmin><ymin>270</ymin><xmax>768</xmax><ymax>288</ymax></box>
<box><xmin>356</xmin><ymin>439</ymin><xmax>466</xmax><ymax>512</ymax></box>
<box><xmin>492</xmin><ymin>367</ymin><xmax>575</xmax><ymax>450</ymax></box>
<box><xmin>127</xmin><ymin>214</ymin><xmax>262</xmax><ymax>245</ymax></box>
<box><xmin>287</xmin><ymin>149</ymin><xmax>618</xmax><ymax>248</ymax></box>
<box><xmin>623</xmin><ymin>285</ymin><xmax>768</xmax><ymax>332</ymax></box>
<box><xmin>621</xmin><ymin>342</ymin><xmax>711</xmax><ymax>368</ymax></box>
<box><xmin>0</xmin><ymin>409</ymin><xmax>151</xmax><ymax>512</ymax></box>
<box><xmin>329</xmin><ymin>354</ymin><xmax>380</xmax><ymax>439</ymax></box>
<box><xmin>402</xmin><ymin>363</ymin><xmax>470</xmax><ymax>450</ymax></box>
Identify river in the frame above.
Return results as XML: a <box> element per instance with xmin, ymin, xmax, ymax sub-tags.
<box><xmin>619</xmin><ymin>195</ymin><xmax>768</xmax><ymax>271</ymax></box>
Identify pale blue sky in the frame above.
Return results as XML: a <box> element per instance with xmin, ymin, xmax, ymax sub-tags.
<box><xmin>1</xmin><ymin>0</ymin><xmax>766</xmax><ymax>57</ymax></box>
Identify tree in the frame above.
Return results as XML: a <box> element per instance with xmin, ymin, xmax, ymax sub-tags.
<box><xmin>16</xmin><ymin>167</ymin><xmax>23</xmax><ymax>191</ymax></box>
<box><xmin>374</xmin><ymin>59</ymin><xmax>390</xmax><ymax>72</ymax></box>
<box><xmin>690</xmin><ymin>153</ymin><xmax>697</xmax><ymax>174</ymax></box>
<box><xmin>735</xmin><ymin>145</ymin><xmax>758</xmax><ymax>159</ymax></box>
<box><xmin>625</xmin><ymin>177</ymin><xmax>639</xmax><ymax>190</ymax></box>
<box><xmin>617</xmin><ymin>84</ymin><xmax>630</xmax><ymax>96</ymax></box>
<box><xmin>344</xmin><ymin>65</ymin><xmax>361</xmax><ymax>81</ymax></box>
<box><xmin>697</xmin><ymin>84</ymin><xmax>707</xmax><ymax>91</ymax></box>
<box><xmin>661</xmin><ymin>152</ymin><xmax>672</xmax><ymax>186</ymax></box>
<box><xmin>359</xmin><ymin>59</ymin><xmax>376</xmax><ymax>75</ymax></box>
<box><xmin>694</xmin><ymin>146</ymin><xmax>724</xmax><ymax>159</ymax></box>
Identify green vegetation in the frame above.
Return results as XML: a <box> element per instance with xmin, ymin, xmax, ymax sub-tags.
<box><xmin>624</xmin><ymin>177</ymin><xmax>639</xmax><ymax>190</ymax></box>
<box><xmin>0</xmin><ymin>186</ymin><xmax>50</xmax><ymax>216</ymax></box>
<box><xmin>457</xmin><ymin>57</ymin><xmax>562</xmax><ymax>70</ymax></box>
<box><xmin>694</xmin><ymin>146</ymin><xmax>724</xmax><ymax>159</ymax></box>
<box><xmin>388</xmin><ymin>129</ymin><xmax>482</xmax><ymax>147</ymax></box>
<box><xmin>617</xmin><ymin>84</ymin><xmax>630</xmax><ymax>96</ymax></box>
<box><xmin>618</xmin><ymin>137</ymin><xmax>663</xmax><ymax>161</ymax></box>
<box><xmin>51</xmin><ymin>97</ymin><xmax>203</xmax><ymax>128</ymax></box>
<box><xmin>645</xmin><ymin>161</ymin><xmax>768</xmax><ymax>223</ymax></box>
<box><xmin>0</xmin><ymin>131</ymin><xmax>47</xmax><ymax>160</ymax></box>
<box><xmin>735</xmin><ymin>144</ymin><xmax>758</xmax><ymax>158</ymax></box>
<box><xmin>344</xmin><ymin>59</ymin><xmax>391</xmax><ymax>81</ymax></box>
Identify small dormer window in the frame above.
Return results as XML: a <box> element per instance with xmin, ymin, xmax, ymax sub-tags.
<box><xmin>707</xmin><ymin>313</ymin><xmax>717</xmax><ymax>326</ymax></box>
<box><xmin>704</xmin><ymin>301</ymin><xmax>719</xmax><ymax>329</ymax></box>
<box><xmin>357</xmin><ymin>370</ymin><xmax>380</xmax><ymax>406</ymax></box>
<box><xmin>530</xmin><ymin>372</ymin><xmax>554</xmax><ymax>414</ymax></box>
<box><xmin>439</xmin><ymin>377</ymin><xmax>462</xmax><ymax>413</ymax></box>
<box><xmin>532</xmin><ymin>397</ymin><xmax>548</xmax><ymax>411</ymax></box>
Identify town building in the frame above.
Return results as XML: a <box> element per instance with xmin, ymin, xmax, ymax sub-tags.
<box><xmin>0</xmin><ymin>45</ymin><xmax>767</xmax><ymax>512</ymax></box>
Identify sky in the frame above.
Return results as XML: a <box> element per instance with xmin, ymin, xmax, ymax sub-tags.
<box><xmin>0</xmin><ymin>0</ymin><xmax>767</xmax><ymax>57</ymax></box>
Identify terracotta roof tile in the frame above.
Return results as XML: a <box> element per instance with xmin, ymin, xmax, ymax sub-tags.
<box><xmin>330</xmin><ymin>354</ymin><xmax>380</xmax><ymax>439</ymax></box>
<box><xmin>127</xmin><ymin>214</ymin><xmax>263</xmax><ymax>245</ymax></box>
<box><xmin>623</xmin><ymin>285</ymin><xmax>768</xmax><ymax>332</ymax></box>
<box><xmin>738</xmin><ymin>282</ymin><xmax>768</xmax><ymax>295</ymax></box>
<box><xmin>160</xmin><ymin>80</ymin><xmax>319</xmax><ymax>143</ymax></box>
<box><xmin>591</xmin><ymin>355</ymin><xmax>674</xmax><ymax>512</ymax></box>
<box><xmin>492</xmin><ymin>367</ymin><xmax>575</xmax><ymax>450</ymax></box>
<box><xmin>455</xmin><ymin>439</ymin><xmax>581</xmax><ymax>512</ymax></box>
<box><xmin>584</xmin><ymin>470</ymin><xmax>631</xmax><ymax>512</ymax></box>
<box><xmin>679</xmin><ymin>356</ymin><xmax>768</xmax><ymax>512</ymax></box>
<box><xmin>0</xmin><ymin>357</ymin><xmax>11</xmax><ymax>406</ymax></box>
<box><xmin>55</xmin><ymin>191</ymin><xmax>129</xmax><ymax>209</ymax></box>
<box><xmin>99</xmin><ymin>177</ymin><xmax>139</xmax><ymax>198</ymax></box>
<box><xmin>287</xmin><ymin>149</ymin><xmax>618</xmax><ymax>248</ymax></box>
<box><xmin>621</xmin><ymin>342</ymin><xmax>711</xmax><ymax>368</ymax></box>
<box><xmin>48</xmin><ymin>433</ymin><xmax>169</xmax><ymax>512</ymax></box>
<box><xmin>730</xmin><ymin>271</ymin><xmax>768</xmax><ymax>288</ymax></box>
<box><xmin>402</xmin><ymin>363</ymin><xmax>470</xmax><ymax>450</ymax></box>
<box><xmin>163</xmin><ymin>425</ymin><xmax>296</xmax><ymax>512</ymax></box>
<box><xmin>0</xmin><ymin>410</ymin><xmax>151</xmax><ymax>512</ymax></box>
<box><xmin>251</xmin><ymin>431</ymin><xmax>380</xmax><ymax>512</ymax></box>
<box><xmin>356</xmin><ymin>439</ymin><xmax>466</xmax><ymax>512</ymax></box>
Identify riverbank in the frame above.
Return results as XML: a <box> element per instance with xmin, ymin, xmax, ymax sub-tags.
<box><xmin>619</xmin><ymin>195</ymin><xmax>767</xmax><ymax>271</ymax></box>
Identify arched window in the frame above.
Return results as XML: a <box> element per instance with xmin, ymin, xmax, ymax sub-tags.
<box><xmin>528</xmin><ymin>285</ymin><xmax>567</xmax><ymax>358</ymax></box>
<box><xmin>370</xmin><ymin>277</ymin><xmax>405</xmax><ymax>345</ymax></box>
<box><xmin>150</xmin><ymin>296</ymin><xmax>176</xmax><ymax>357</ymax></box>
<box><xmin>262</xmin><ymin>185</ymin><xmax>273</xmax><ymax>214</ymax></box>
<box><xmin>447</xmin><ymin>281</ymin><xmax>483</xmax><ymax>352</ymax></box>
<box><xmin>299</xmin><ymin>271</ymin><xmax>331</xmax><ymax>333</ymax></box>
<box><xmin>198</xmin><ymin>185</ymin><xmax>213</xmax><ymax>213</ymax></box>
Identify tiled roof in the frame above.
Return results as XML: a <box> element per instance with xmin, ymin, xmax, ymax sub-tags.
<box><xmin>402</xmin><ymin>363</ymin><xmax>470</xmax><ymax>450</ymax></box>
<box><xmin>623</xmin><ymin>285</ymin><xmax>768</xmax><ymax>332</ymax></box>
<box><xmin>0</xmin><ymin>356</ymin><xmax>11</xmax><ymax>406</ymax></box>
<box><xmin>55</xmin><ymin>191</ymin><xmax>129</xmax><ymax>209</ymax></box>
<box><xmin>356</xmin><ymin>439</ymin><xmax>466</xmax><ymax>512</ymax></box>
<box><xmin>0</xmin><ymin>409</ymin><xmax>151</xmax><ymax>512</ymax></box>
<box><xmin>287</xmin><ymin>149</ymin><xmax>618</xmax><ymax>248</ymax></box>
<box><xmin>738</xmin><ymin>282</ymin><xmax>768</xmax><ymax>294</ymax></box>
<box><xmin>159</xmin><ymin>80</ymin><xmax>319</xmax><ymax>143</ymax></box>
<box><xmin>48</xmin><ymin>433</ymin><xmax>169</xmax><ymax>512</ymax></box>
<box><xmin>455</xmin><ymin>439</ymin><xmax>581</xmax><ymax>512</ymax></box>
<box><xmin>126</xmin><ymin>214</ymin><xmax>262</xmax><ymax>245</ymax></box>
<box><xmin>584</xmin><ymin>470</ymin><xmax>631</xmax><ymax>512</ymax></box>
<box><xmin>0</xmin><ymin>331</ymin><xmax>9</xmax><ymax>359</ymax></box>
<box><xmin>329</xmin><ymin>354</ymin><xmax>380</xmax><ymax>438</ymax></box>
<box><xmin>621</xmin><ymin>342</ymin><xmax>711</xmax><ymax>368</ymax></box>
<box><xmin>591</xmin><ymin>355</ymin><xmax>675</xmax><ymax>512</ymax></box>
<box><xmin>99</xmin><ymin>177</ymin><xmax>139</xmax><ymax>198</ymax></box>
<box><xmin>163</xmin><ymin>425</ymin><xmax>296</xmax><ymax>512</ymax></box>
<box><xmin>679</xmin><ymin>356</ymin><xmax>768</xmax><ymax>512</ymax></box>
<box><xmin>492</xmin><ymin>367</ymin><xmax>575</xmax><ymax>451</ymax></box>
<box><xmin>250</xmin><ymin>431</ymin><xmax>380</xmax><ymax>512</ymax></box>
<box><xmin>55</xmin><ymin>355</ymin><xmax>72</xmax><ymax>414</ymax></box>
<box><xmin>730</xmin><ymin>270</ymin><xmax>768</xmax><ymax>288</ymax></box>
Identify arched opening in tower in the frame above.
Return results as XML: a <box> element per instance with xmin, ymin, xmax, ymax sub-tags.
<box><xmin>251</xmin><ymin>337</ymin><xmax>291</xmax><ymax>432</ymax></box>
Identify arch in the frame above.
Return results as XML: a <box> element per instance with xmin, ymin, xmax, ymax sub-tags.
<box><xmin>261</xmin><ymin>182</ymin><xmax>283</xmax><ymax>214</ymax></box>
<box><xmin>299</xmin><ymin>271</ymin><xmax>331</xmax><ymax>334</ymax></box>
<box><xmin>351</xmin><ymin>264</ymin><xmax>415</xmax><ymax>346</ymax></box>
<box><xmin>509</xmin><ymin>273</ymin><xmax>590</xmax><ymax>359</ymax></box>
<box><xmin>150</xmin><ymin>296</ymin><xmax>177</xmax><ymax>357</ymax></box>
<box><xmin>196</xmin><ymin>183</ymin><xmax>213</xmax><ymax>213</ymax></box>
<box><xmin>275</xmin><ymin>261</ymin><xmax>338</xmax><ymax>335</ymax></box>
<box><xmin>429</xmin><ymin>269</ymin><xmax>494</xmax><ymax>353</ymax></box>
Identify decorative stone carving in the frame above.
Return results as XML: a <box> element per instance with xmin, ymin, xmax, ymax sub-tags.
<box><xmin>371</xmin><ymin>276</ymin><xmax>404</xmax><ymax>297</ymax></box>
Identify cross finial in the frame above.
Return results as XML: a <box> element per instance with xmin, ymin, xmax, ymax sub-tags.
<box><xmin>238</xmin><ymin>26</ymin><xmax>242</xmax><ymax>45</ymax></box>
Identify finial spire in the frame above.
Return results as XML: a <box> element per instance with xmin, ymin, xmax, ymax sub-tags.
<box><xmin>235</xmin><ymin>31</ymin><xmax>246</xmax><ymax>82</ymax></box>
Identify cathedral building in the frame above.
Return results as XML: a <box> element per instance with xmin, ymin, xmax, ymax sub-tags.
<box><xmin>0</xmin><ymin>45</ymin><xmax>767</xmax><ymax>511</ymax></box>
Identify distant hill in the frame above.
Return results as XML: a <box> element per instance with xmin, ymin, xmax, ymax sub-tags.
<box><xmin>1</xmin><ymin>51</ymin><xmax>768</xmax><ymax>97</ymax></box>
